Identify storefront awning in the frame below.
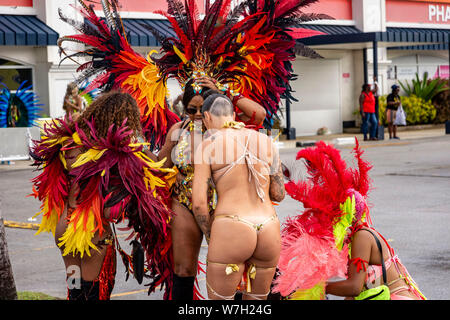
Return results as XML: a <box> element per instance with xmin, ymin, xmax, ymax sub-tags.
<box><xmin>108</xmin><ymin>19</ymin><xmax>450</xmax><ymax>50</ymax></box>
<box><xmin>0</xmin><ymin>15</ymin><xmax>59</xmax><ymax>46</ymax></box>
<box><xmin>298</xmin><ymin>25</ymin><xmax>450</xmax><ymax>49</ymax></box>
<box><xmin>122</xmin><ymin>19</ymin><xmax>174</xmax><ymax>47</ymax></box>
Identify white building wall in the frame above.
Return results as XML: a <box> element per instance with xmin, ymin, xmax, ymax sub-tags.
<box><xmin>352</xmin><ymin>0</ymin><xmax>386</xmax><ymax>32</ymax></box>
<box><xmin>0</xmin><ymin>1</ymin><xmax>81</xmax><ymax>118</ymax></box>
<box><xmin>36</xmin><ymin>0</ymin><xmax>82</xmax><ymax>118</ymax></box>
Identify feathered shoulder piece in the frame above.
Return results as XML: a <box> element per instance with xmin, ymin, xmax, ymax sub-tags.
<box><xmin>30</xmin><ymin>116</ymin><xmax>176</xmax><ymax>298</ymax></box>
<box><xmin>152</xmin><ymin>0</ymin><xmax>332</xmax><ymax>129</ymax></box>
<box><xmin>272</xmin><ymin>138</ymin><xmax>373</xmax><ymax>299</ymax></box>
<box><xmin>57</xmin><ymin>0</ymin><xmax>180</xmax><ymax>150</ymax></box>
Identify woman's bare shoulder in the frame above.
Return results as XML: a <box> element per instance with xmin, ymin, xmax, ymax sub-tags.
<box><xmin>352</xmin><ymin>228</ymin><xmax>375</xmax><ymax>246</ymax></box>
<box><xmin>168</xmin><ymin>120</ymin><xmax>184</xmax><ymax>134</ymax></box>
<box><xmin>164</xmin><ymin>120</ymin><xmax>186</xmax><ymax>145</ymax></box>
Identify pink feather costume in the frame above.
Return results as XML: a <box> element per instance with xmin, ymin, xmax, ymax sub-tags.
<box><xmin>272</xmin><ymin>139</ymin><xmax>373</xmax><ymax>298</ymax></box>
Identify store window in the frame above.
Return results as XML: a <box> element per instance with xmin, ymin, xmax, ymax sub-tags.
<box><xmin>0</xmin><ymin>58</ymin><xmax>36</xmax><ymax>127</ymax></box>
<box><xmin>387</xmin><ymin>54</ymin><xmax>449</xmax><ymax>80</ymax></box>
<box><xmin>0</xmin><ymin>58</ymin><xmax>34</xmax><ymax>91</ymax></box>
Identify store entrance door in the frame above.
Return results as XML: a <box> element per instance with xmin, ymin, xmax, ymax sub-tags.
<box><xmin>288</xmin><ymin>59</ymin><xmax>341</xmax><ymax>137</ymax></box>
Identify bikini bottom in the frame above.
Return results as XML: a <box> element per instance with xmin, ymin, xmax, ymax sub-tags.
<box><xmin>213</xmin><ymin>214</ymin><xmax>277</xmax><ymax>232</ymax></box>
<box><xmin>389</xmin><ymin>278</ymin><xmax>422</xmax><ymax>300</ymax></box>
<box><xmin>206</xmin><ymin>214</ymin><xmax>278</xmax><ymax>300</ymax></box>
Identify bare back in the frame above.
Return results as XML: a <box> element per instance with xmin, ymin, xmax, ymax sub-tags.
<box><xmin>208</xmin><ymin>128</ymin><xmax>276</xmax><ymax>217</ymax></box>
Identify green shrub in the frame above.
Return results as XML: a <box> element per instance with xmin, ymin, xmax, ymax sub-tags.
<box><xmin>399</xmin><ymin>72</ymin><xmax>448</xmax><ymax>101</ymax></box>
<box><xmin>378</xmin><ymin>94</ymin><xmax>436</xmax><ymax>125</ymax></box>
<box><xmin>431</xmin><ymin>78</ymin><xmax>450</xmax><ymax>124</ymax></box>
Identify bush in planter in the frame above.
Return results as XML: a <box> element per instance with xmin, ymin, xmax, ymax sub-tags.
<box><xmin>378</xmin><ymin>94</ymin><xmax>436</xmax><ymax>126</ymax></box>
<box><xmin>399</xmin><ymin>72</ymin><xmax>448</xmax><ymax>101</ymax></box>
<box><xmin>430</xmin><ymin>79</ymin><xmax>450</xmax><ymax>124</ymax></box>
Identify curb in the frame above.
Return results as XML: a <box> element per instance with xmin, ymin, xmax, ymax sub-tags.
<box><xmin>4</xmin><ymin>220</ymin><xmax>40</xmax><ymax>230</ymax></box>
<box><xmin>343</xmin><ymin>123</ymin><xmax>445</xmax><ymax>134</ymax></box>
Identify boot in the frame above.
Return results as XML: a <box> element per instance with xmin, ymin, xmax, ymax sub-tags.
<box><xmin>81</xmin><ymin>279</ymin><xmax>100</xmax><ymax>300</ymax></box>
<box><xmin>67</xmin><ymin>287</ymin><xmax>83</xmax><ymax>300</ymax></box>
<box><xmin>172</xmin><ymin>274</ymin><xmax>195</xmax><ymax>300</ymax></box>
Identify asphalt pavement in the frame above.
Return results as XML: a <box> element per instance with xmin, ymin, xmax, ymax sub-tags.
<box><xmin>1</xmin><ymin>127</ymin><xmax>449</xmax><ymax>300</ymax></box>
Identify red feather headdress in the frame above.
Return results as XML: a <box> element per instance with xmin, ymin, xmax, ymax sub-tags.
<box><xmin>152</xmin><ymin>0</ymin><xmax>333</xmax><ymax>128</ymax></box>
<box><xmin>57</xmin><ymin>0</ymin><xmax>332</xmax><ymax>133</ymax></box>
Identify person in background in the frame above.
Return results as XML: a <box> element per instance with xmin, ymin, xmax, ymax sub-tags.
<box><xmin>386</xmin><ymin>85</ymin><xmax>401</xmax><ymax>140</ymax></box>
<box><xmin>371</xmin><ymin>76</ymin><xmax>380</xmax><ymax>99</ymax></box>
<box><xmin>63</xmin><ymin>82</ymin><xmax>83</xmax><ymax>118</ymax></box>
<box><xmin>359</xmin><ymin>84</ymin><xmax>378</xmax><ymax>141</ymax></box>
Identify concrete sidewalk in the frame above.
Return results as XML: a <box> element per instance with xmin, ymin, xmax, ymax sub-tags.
<box><xmin>277</xmin><ymin>125</ymin><xmax>448</xmax><ymax>150</ymax></box>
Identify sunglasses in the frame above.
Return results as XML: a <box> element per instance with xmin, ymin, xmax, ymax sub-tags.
<box><xmin>186</xmin><ymin>107</ymin><xmax>201</xmax><ymax>115</ymax></box>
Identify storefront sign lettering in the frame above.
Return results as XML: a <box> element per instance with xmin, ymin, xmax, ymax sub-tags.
<box><xmin>428</xmin><ymin>5</ymin><xmax>450</xmax><ymax>22</ymax></box>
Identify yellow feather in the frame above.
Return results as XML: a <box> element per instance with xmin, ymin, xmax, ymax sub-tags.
<box><xmin>34</xmin><ymin>198</ymin><xmax>58</xmax><ymax>236</ymax></box>
<box><xmin>58</xmin><ymin>211</ymin><xmax>99</xmax><ymax>258</ymax></box>
<box><xmin>173</xmin><ymin>45</ymin><xmax>188</xmax><ymax>64</ymax></box>
<box><xmin>72</xmin><ymin>132</ymin><xmax>82</xmax><ymax>145</ymax></box>
<box><xmin>288</xmin><ymin>283</ymin><xmax>326</xmax><ymax>300</ymax></box>
<box><xmin>71</xmin><ymin>148</ymin><xmax>107</xmax><ymax>168</ymax></box>
<box><xmin>59</xmin><ymin>152</ymin><xmax>68</xmax><ymax>170</ymax></box>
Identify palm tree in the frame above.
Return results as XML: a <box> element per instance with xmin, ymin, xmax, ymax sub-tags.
<box><xmin>0</xmin><ymin>202</ymin><xmax>17</xmax><ymax>300</ymax></box>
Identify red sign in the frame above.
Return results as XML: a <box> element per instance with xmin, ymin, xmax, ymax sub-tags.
<box><xmin>301</xmin><ymin>0</ymin><xmax>353</xmax><ymax>21</ymax></box>
<box><xmin>89</xmin><ymin>0</ymin><xmax>351</xmax><ymax>21</ymax></box>
<box><xmin>0</xmin><ymin>0</ymin><xmax>32</xmax><ymax>6</ymax></box>
<box><xmin>387</xmin><ymin>0</ymin><xmax>450</xmax><ymax>24</ymax></box>
<box><xmin>91</xmin><ymin>0</ymin><xmax>204</xmax><ymax>14</ymax></box>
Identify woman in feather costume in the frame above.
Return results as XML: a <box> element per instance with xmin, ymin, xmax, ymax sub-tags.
<box><xmin>272</xmin><ymin>139</ymin><xmax>426</xmax><ymax>300</ymax></box>
<box><xmin>157</xmin><ymin>77</ymin><xmax>268</xmax><ymax>300</ymax></box>
<box><xmin>192</xmin><ymin>93</ymin><xmax>285</xmax><ymax>300</ymax></box>
<box><xmin>55</xmin><ymin>0</ymin><xmax>330</xmax><ymax>299</ymax></box>
<box><xmin>30</xmin><ymin>91</ymin><xmax>175</xmax><ymax>300</ymax></box>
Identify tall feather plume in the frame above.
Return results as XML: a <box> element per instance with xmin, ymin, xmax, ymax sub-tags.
<box><xmin>275</xmin><ymin>0</ymin><xmax>319</xmax><ymax>19</ymax></box>
<box><xmin>167</xmin><ymin>0</ymin><xmax>189</xmax><ymax>38</ymax></box>
<box><xmin>77</xmin><ymin>0</ymin><xmax>95</xmax><ymax>14</ymax></box>
<box><xmin>295</xmin><ymin>42</ymin><xmax>322</xmax><ymax>59</ymax></box>
<box><xmin>101</xmin><ymin>0</ymin><xmax>117</xmax><ymax>30</ymax></box>
<box><xmin>150</xmin><ymin>0</ymin><xmax>332</xmax><ymax>130</ymax></box>
<box><xmin>58</xmin><ymin>0</ymin><xmax>179</xmax><ymax>150</ymax></box>
<box><xmin>58</xmin><ymin>8</ymin><xmax>103</xmax><ymax>38</ymax></box>
<box><xmin>349</xmin><ymin>138</ymin><xmax>373</xmax><ymax>197</ymax></box>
